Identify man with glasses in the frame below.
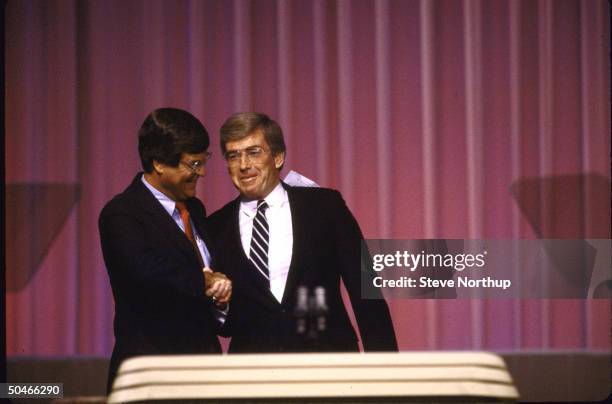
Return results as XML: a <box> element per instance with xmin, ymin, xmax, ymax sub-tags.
<box><xmin>99</xmin><ymin>108</ymin><xmax>231</xmax><ymax>392</ymax></box>
<box><xmin>207</xmin><ymin>112</ymin><xmax>397</xmax><ymax>353</ymax></box>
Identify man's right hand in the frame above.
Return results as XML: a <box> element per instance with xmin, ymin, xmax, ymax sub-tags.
<box><xmin>203</xmin><ymin>268</ymin><xmax>232</xmax><ymax>307</ymax></box>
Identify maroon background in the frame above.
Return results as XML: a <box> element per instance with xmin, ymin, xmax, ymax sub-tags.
<box><xmin>5</xmin><ymin>0</ymin><xmax>610</xmax><ymax>356</ymax></box>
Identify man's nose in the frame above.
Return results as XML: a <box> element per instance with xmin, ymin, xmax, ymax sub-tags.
<box><xmin>239</xmin><ymin>153</ymin><xmax>251</xmax><ymax>170</ymax></box>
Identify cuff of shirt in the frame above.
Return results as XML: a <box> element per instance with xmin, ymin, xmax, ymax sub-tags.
<box><xmin>213</xmin><ymin>303</ymin><xmax>228</xmax><ymax>325</ymax></box>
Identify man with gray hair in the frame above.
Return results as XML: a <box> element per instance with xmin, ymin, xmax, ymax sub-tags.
<box><xmin>207</xmin><ymin>112</ymin><xmax>397</xmax><ymax>353</ymax></box>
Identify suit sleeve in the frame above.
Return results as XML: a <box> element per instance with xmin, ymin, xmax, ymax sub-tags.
<box><xmin>331</xmin><ymin>191</ymin><xmax>398</xmax><ymax>351</ymax></box>
<box><xmin>99</xmin><ymin>205</ymin><xmax>206</xmax><ymax>301</ymax></box>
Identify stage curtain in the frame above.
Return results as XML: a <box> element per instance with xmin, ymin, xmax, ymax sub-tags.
<box><xmin>5</xmin><ymin>0</ymin><xmax>610</xmax><ymax>356</ymax></box>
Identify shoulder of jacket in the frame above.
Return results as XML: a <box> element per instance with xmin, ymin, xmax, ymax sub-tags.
<box><xmin>187</xmin><ymin>196</ymin><xmax>206</xmax><ymax>215</ymax></box>
<box><xmin>288</xmin><ymin>185</ymin><xmax>342</xmax><ymax>203</ymax></box>
<box><xmin>207</xmin><ymin>199</ymin><xmax>238</xmax><ymax>225</ymax></box>
<box><xmin>99</xmin><ymin>178</ymin><xmax>144</xmax><ymax>218</ymax></box>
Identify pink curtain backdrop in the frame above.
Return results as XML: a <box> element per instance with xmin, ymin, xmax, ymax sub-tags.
<box><xmin>5</xmin><ymin>0</ymin><xmax>610</xmax><ymax>357</ymax></box>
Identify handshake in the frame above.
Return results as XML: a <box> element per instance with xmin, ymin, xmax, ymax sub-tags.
<box><xmin>203</xmin><ymin>267</ymin><xmax>232</xmax><ymax>308</ymax></box>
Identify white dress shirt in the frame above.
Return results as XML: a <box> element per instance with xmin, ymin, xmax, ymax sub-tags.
<box><xmin>239</xmin><ymin>182</ymin><xmax>293</xmax><ymax>302</ymax></box>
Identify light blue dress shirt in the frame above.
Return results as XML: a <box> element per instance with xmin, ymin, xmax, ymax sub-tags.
<box><xmin>141</xmin><ymin>175</ymin><xmax>227</xmax><ymax>323</ymax></box>
<box><xmin>141</xmin><ymin>175</ymin><xmax>212</xmax><ymax>266</ymax></box>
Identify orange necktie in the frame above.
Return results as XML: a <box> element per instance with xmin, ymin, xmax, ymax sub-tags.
<box><xmin>176</xmin><ymin>201</ymin><xmax>205</xmax><ymax>267</ymax></box>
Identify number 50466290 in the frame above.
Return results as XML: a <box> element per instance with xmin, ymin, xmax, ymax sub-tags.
<box><xmin>2</xmin><ymin>383</ymin><xmax>63</xmax><ymax>398</ymax></box>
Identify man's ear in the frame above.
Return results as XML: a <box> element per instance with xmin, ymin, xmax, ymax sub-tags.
<box><xmin>152</xmin><ymin>160</ymin><xmax>165</xmax><ymax>175</ymax></box>
<box><xmin>274</xmin><ymin>152</ymin><xmax>285</xmax><ymax>169</ymax></box>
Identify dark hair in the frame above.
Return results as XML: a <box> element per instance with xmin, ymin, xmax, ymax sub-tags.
<box><xmin>219</xmin><ymin>112</ymin><xmax>286</xmax><ymax>156</ymax></box>
<box><xmin>138</xmin><ymin>108</ymin><xmax>210</xmax><ymax>172</ymax></box>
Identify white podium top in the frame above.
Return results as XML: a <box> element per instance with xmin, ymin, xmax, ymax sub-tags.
<box><xmin>108</xmin><ymin>352</ymin><xmax>519</xmax><ymax>403</ymax></box>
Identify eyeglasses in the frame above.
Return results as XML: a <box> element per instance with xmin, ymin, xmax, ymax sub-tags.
<box><xmin>180</xmin><ymin>151</ymin><xmax>211</xmax><ymax>174</ymax></box>
<box><xmin>224</xmin><ymin>146</ymin><xmax>270</xmax><ymax>166</ymax></box>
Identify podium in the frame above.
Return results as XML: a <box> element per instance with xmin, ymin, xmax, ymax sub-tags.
<box><xmin>108</xmin><ymin>352</ymin><xmax>518</xmax><ymax>402</ymax></box>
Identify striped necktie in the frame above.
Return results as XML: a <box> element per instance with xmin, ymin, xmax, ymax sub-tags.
<box><xmin>249</xmin><ymin>200</ymin><xmax>270</xmax><ymax>283</ymax></box>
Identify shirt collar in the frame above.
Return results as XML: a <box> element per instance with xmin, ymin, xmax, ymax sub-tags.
<box><xmin>141</xmin><ymin>174</ymin><xmax>177</xmax><ymax>217</ymax></box>
<box><xmin>239</xmin><ymin>182</ymin><xmax>288</xmax><ymax>218</ymax></box>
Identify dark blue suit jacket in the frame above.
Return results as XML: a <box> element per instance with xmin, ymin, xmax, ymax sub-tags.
<box><xmin>207</xmin><ymin>183</ymin><xmax>397</xmax><ymax>353</ymax></box>
<box><xmin>99</xmin><ymin>174</ymin><xmax>221</xmax><ymax>391</ymax></box>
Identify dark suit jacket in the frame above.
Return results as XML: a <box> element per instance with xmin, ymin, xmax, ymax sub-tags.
<box><xmin>207</xmin><ymin>183</ymin><xmax>397</xmax><ymax>353</ymax></box>
<box><xmin>99</xmin><ymin>173</ymin><xmax>221</xmax><ymax>391</ymax></box>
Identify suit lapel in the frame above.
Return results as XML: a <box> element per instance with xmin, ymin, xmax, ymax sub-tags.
<box><xmin>281</xmin><ymin>184</ymin><xmax>306</xmax><ymax>307</ymax></box>
<box><xmin>132</xmin><ymin>175</ymin><xmax>200</xmax><ymax>267</ymax></box>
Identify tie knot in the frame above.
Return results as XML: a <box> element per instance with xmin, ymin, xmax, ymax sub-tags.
<box><xmin>257</xmin><ymin>200</ymin><xmax>268</xmax><ymax>211</ymax></box>
<box><xmin>175</xmin><ymin>201</ymin><xmax>188</xmax><ymax>214</ymax></box>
